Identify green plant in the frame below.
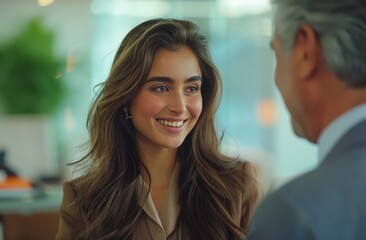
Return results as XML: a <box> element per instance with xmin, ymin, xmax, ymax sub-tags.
<box><xmin>0</xmin><ymin>17</ymin><xmax>66</xmax><ymax>115</ymax></box>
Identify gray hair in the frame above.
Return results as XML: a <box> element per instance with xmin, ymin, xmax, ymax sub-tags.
<box><xmin>272</xmin><ymin>0</ymin><xmax>366</xmax><ymax>87</ymax></box>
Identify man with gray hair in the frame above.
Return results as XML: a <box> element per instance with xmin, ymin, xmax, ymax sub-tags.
<box><xmin>247</xmin><ymin>0</ymin><xmax>366</xmax><ymax>239</ymax></box>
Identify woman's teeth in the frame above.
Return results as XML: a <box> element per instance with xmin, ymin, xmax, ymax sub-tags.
<box><xmin>158</xmin><ymin>120</ymin><xmax>184</xmax><ymax>127</ymax></box>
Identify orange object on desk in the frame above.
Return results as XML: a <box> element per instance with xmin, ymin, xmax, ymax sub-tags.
<box><xmin>0</xmin><ymin>176</ymin><xmax>32</xmax><ymax>189</ymax></box>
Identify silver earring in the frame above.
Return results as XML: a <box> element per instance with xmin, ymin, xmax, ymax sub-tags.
<box><xmin>124</xmin><ymin>108</ymin><xmax>131</xmax><ymax>120</ymax></box>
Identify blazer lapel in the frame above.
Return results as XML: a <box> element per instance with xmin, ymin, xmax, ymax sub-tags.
<box><xmin>136</xmin><ymin>176</ymin><xmax>163</xmax><ymax>227</ymax></box>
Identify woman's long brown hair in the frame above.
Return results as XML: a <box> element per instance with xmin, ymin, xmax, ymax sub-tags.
<box><xmin>71</xmin><ymin>18</ymin><xmax>259</xmax><ymax>239</ymax></box>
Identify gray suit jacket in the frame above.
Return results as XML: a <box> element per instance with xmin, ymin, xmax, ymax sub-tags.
<box><xmin>247</xmin><ymin>120</ymin><xmax>366</xmax><ymax>240</ymax></box>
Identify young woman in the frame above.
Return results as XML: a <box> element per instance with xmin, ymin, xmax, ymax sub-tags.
<box><xmin>56</xmin><ymin>18</ymin><xmax>259</xmax><ymax>240</ymax></box>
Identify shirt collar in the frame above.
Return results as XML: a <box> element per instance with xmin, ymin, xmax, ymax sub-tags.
<box><xmin>318</xmin><ymin>103</ymin><xmax>366</xmax><ymax>162</ymax></box>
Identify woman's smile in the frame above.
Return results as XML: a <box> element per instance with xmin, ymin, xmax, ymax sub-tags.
<box><xmin>157</xmin><ymin>119</ymin><xmax>185</xmax><ymax>128</ymax></box>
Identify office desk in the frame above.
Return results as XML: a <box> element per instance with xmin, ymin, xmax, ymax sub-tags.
<box><xmin>0</xmin><ymin>186</ymin><xmax>62</xmax><ymax>240</ymax></box>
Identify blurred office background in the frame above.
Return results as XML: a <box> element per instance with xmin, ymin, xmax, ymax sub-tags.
<box><xmin>0</xmin><ymin>0</ymin><xmax>317</xmax><ymax>239</ymax></box>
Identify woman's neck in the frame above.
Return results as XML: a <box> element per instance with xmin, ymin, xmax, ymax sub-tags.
<box><xmin>138</xmin><ymin>145</ymin><xmax>178</xmax><ymax>212</ymax></box>
<box><xmin>139</xmin><ymin>146</ymin><xmax>177</xmax><ymax>187</ymax></box>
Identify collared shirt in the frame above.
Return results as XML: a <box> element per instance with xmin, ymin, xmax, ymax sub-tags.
<box><xmin>318</xmin><ymin>103</ymin><xmax>366</xmax><ymax>162</ymax></box>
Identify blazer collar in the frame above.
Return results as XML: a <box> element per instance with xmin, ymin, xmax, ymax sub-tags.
<box><xmin>136</xmin><ymin>163</ymin><xmax>180</xmax><ymax>236</ymax></box>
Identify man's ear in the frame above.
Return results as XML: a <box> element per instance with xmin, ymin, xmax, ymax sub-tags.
<box><xmin>293</xmin><ymin>24</ymin><xmax>321</xmax><ymax>80</ymax></box>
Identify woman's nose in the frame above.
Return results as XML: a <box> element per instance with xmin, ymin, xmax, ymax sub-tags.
<box><xmin>168</xmin><ymin>93</ymin><xmax>186</xmax><ymax>114</ymax></box>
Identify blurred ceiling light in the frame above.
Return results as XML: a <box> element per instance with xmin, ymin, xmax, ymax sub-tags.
<box><xmin>256</xmin><ymin>99</ymin><xmax>278</xmax><ymax>127</ymax></box>
<box><xmin>92</xmin><ymin>0</ymin><xmax>171</xmax><ymax>17</ymax></box>
<box><xmin>219</xmin><ymin>0</ymin><xmax>271</xmax><ymax>17</ymax></box>
<box><xmin>37</xmin><ymin>0</ymin><xmax>55</xmax><ymax>7</ymax></box>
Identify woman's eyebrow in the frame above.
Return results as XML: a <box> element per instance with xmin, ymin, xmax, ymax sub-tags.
<box><xmin>187</xmin><ymin>76</ymin><xmax>203</xmax><ymax>83</ymax></box>
<box><xmin>145</xmin><ymin>76</ymin><xmax>202</xmax><ymax>83</ymax></box>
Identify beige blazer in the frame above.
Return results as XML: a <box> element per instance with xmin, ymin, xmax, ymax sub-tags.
<box><xmin>56</xmin><ymin>164</ymin><xmax>251</xmax><ymax>239</ymax></box>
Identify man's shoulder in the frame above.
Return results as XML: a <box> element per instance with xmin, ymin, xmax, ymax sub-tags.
<box><xmin>259</xmin><ymin>167</ymin><xmax>333</xmax><ymax>215</ymax></box>
<box><xmin>248</xmin><ymin>174</ymin><xmax>317</xmax><ymax>240</ymax></box>
<box><xmin>260</xmin><ymin>159</ymin><xmax>365</xmax><ymax>219</ymax></box>
<box><xmin>271</xmin><ymin>169</ymin><xmax>321</xmax><ymax>198</ymax></box>
<box><xmin>251</xmin><ymin>170</ymin><xmax>326</xmax><ymax>230</ymax></box>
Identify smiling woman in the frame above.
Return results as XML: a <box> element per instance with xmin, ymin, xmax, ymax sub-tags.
<box><xmin>131</xmin><ymin>46</ymin><xmax>203</xmax><ymax>151</ymax></box>
<box><xmin>56</xmin><ymin>18</ymin><xmax>260</xmax><ymax>240</ymax></box>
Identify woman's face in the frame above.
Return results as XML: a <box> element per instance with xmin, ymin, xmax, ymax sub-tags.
<box><xmin>130</xmin><ymin>46</ymin><xmax>203</xmax><ymax>151</ymax></box>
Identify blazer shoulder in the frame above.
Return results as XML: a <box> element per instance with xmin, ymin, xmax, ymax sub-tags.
<box><xmin>62</xmin><ymin>177</ymin><xmax>83</xmax><ymax>201</ymax></box>
<box><xmin>55</xmin><ymin>178</ymin><xmax>84</xmax><ymax>240</ymax></box>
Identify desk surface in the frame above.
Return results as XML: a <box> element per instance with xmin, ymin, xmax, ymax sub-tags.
<box><xmin>0</xmin><ymin>186</ymin><xmax>62</xmax><ymax>215</ymax></box>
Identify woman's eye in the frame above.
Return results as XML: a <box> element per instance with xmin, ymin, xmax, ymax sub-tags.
<box><xmin>153</xmin><ymin>86</ymin><xmax>168</xmax><ymax>92</ymax></box>
<box><xmin>186</xmin><ymin>86</ymin><xmax>199</xmax><ymax>93</ymax></box>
